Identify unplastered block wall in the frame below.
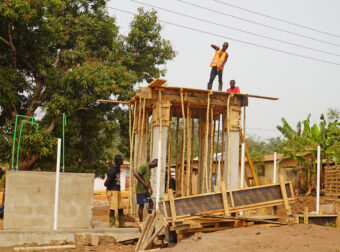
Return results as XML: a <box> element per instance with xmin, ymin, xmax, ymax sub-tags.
<box><xmin>4</xmin><ymin>171</ymin><xmax>94</xmax><ymax>230</ymax></box>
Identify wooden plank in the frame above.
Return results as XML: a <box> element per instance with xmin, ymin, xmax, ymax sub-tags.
<box><xmin>221</xmin><ymin>182</ymin><xmax>230</xmax><ymax>216</ymax></box>
<box><xmin>168</xmin><ymin>189</ymin><xmax>177</xmax><ymax>222</ymax></box>
<box><xmin>180</xmin><ymin>90</ymin><xmax>186</xmax><ymax>196</ymax></box>
<box><xmin>136</xmin><ymin>212</ymin><xmax>153</xmax><ymax>251</ymax></box>
<box><xmin>97</xmin><ymin>99</ymin><xmax>129</xmax><ymax>104</ymax></box>
<box><xmin>160</xmin><ymin>182</ymin><xmax>294</xmax><ymax>219</ymax></box>
<box><xmin>279</xmin><ymin>175</ymin><xmax>291</xmax><ymax>215</ymax></box>
<box><xmin>148</xmin><ymin>78</ymin><xmax>167</xmax><ymax>87</ymax></box>
<box><xmin>304</xmin><ymin>206</ymin><xmax>309</xmax><ymax>224</ymax></box>
<box><xmin>239</xmin><ymin>129</ymin><xmax>259</xmax><ymax>186</ymax></box>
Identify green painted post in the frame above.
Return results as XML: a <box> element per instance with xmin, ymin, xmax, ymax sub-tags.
<box><xmin>16</xmin><ymin>120</ymin><xmax>39</xmax><ymax>171</ymax></box>
<box><xmin>11</xmin><ymin>115</ymin><xmax>35</xmax><ymax>171</ymax></box>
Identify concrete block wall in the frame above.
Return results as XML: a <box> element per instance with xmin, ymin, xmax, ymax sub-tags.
<box><xmin>4</xmin><ymin>171</ymin><xmax>94</xmax><ymax>230</ymax></box>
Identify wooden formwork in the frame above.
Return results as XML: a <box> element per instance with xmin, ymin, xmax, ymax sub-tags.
<box><xmin>324</xmin><ymin>165</ymin><xmax>340</xmax><ymax>199</ymax></box>
<box><xmin>100</xmin><ymin>78</ymin><xmax>278</xmax><ymax>215</ymax></box>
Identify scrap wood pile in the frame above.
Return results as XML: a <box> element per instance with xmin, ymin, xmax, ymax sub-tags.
<box><xmin>135</xmin><ymin>210</ymin><xmax>169</xmax><ymax>252</ymax></box>
<box><xmin>159</xmin><ymin>178</ymin><xmax>295</xmax><ymax>241</ymax></box>
<box><xmin>170</xmin><ymin>213</ymin><xmax>288</xmax><ymax>240</ymax></box>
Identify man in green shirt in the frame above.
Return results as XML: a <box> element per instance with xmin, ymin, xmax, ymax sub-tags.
<box><xmin>134</xmin><ymin>159</ymin><xmax>158</xmax><ymax>222</ymax></box>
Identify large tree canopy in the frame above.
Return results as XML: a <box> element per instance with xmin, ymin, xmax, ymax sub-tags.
<box><xmin>0</xmin><ymin>1</ymin><xmax>175</xmax><ymax>175</ymax></box>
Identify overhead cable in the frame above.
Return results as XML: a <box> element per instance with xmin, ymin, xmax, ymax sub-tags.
<box><xmin>177</xmin><ymin>0</ymin><xmax>340</xmax><ymax>47</ymax></box>
<box><xmin>129</xmin><ymin>0</ymin><xmax>340</xmax><ymax>57</ymax></box>
<box><xmin>213</xmin><ymin>0</ymin><xmax>340</xmax><ymax>38</ymax></box>
<box><xmin>108</xmin><ymin>7</ymin><xmax>340</xmax><ymax>66</ymax></box>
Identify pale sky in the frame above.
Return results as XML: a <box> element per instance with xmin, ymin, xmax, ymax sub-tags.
<box><xmin>107</xmin><ymin>0</ymin><xmax>340</xmax><ymax>140</ymax></box>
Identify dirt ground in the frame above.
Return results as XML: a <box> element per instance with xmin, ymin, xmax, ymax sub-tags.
<box><xmin>164</xmin><ymin>224</ymin><xmax>340</xmax><ymax>252</ymax></box>
<box><xmin>0</xmin><ymin>194</ymin><xmax>339</xmax><ymax>251</ymax></box>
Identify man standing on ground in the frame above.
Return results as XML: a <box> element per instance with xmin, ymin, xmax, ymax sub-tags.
<box><xmin>207</xmin><ymin>42</ymin><xmax>229</xmax><ymax>91</ymax></box>
<box><xmin>134</xmin><ymin>159</ymin><xmax>158</xmax><ymax>222</ymax></box>
<box><xmin>104</xmin><ymin>154</ymin><xmax>125</xmax><ymax>228</ymax></box>
<box><xmin>226</xmin><ymin>80</ymin><xmax>240</xmax><ymax>94</ymax></box>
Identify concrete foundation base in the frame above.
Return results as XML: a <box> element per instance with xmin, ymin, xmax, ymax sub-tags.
<box><xmin>0</xmin><ymin>227</ymin><xmax>139</xmax><ymax>247</ymax></box>
<box><xmin>4</xmin><ymin>171</ymin><xmax>94</xmax><ymax>230</ymax></box>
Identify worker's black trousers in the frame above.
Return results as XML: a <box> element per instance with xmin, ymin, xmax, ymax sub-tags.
<box><xmin>207</xmin><ymin>67</ymin><xmax>223</xmax><ymax>91</ymax></box>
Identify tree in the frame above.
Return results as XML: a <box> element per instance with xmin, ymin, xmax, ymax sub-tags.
<box><xmin>0</xmin><ymin>1</ymin><xmax>175</xmax><ymax>175</ymax></box>
<box><xmin>277</xmin><ymin>114</ymin><xmax>340</xmax><ymax>194</ymax></box>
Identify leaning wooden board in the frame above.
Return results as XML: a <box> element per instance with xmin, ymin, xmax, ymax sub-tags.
<box><xmin>160</xmin><ymin>182</ymin><xmax>294</xmax><ymax>219</ymax></box>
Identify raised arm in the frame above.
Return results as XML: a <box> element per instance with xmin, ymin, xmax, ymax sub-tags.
<box><xmin>211</xmin><ymin>44</ymin><xmax>220</xmax><ymax>51</ymax></box>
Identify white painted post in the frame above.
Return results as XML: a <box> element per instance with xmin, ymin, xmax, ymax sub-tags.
<box><xmin>217</xmin><ymin>157</ymin><xmax>221</xmax><ymax>189</ymax></box>
<box><xmin>273</xmin><ymin>152</ymin><xmax>277</xmax><ymax>184</ymax></box>
<box><xmin>240</xmin><ymin>143</ymin><xmax>245</xmax><ymax>189</ymax></box>
<box><xmin>316</xmin><ymin>145</ymin><xmax>321</xmax><ymax>215</ymax></box>
<box><xmin>156</xmin><ymin>140</ymin><xmax>161</xmax><ymax>210</ymax></box>
<box><xmin>53</xmin><ymin>138</ymin><xmax>61</xmax><ymax>230</ymax></box>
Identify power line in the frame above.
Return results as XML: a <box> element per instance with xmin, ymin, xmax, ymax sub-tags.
<box><xmin>177</xmin><ymin>0</ymin><xmax>340</xmax><ymax>48</ymax></box>
<box><xmin>108</xmin><ymin>7</ymin><xmax>340</xmax><ymax>66</ymax></box>
<box><xmin>128</xmin><ymin>0</ymin><xmax>340</xmax><ymax>57</ymax></box>
<box><xmin>213</xmin><ymin>0</ymin><xmax>340</xmax><ymax>39</ymax></box>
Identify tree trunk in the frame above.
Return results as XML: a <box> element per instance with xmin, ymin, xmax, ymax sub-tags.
<box><xmin>19</xmin><ymin>153</ymin><xmax>39</xmax><ymax>171</ymax></box>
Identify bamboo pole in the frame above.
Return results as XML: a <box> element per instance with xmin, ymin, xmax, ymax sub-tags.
<box><xmin>204</xmin><ymin>92</ymin><xmax>211</xmax><ymax>193</ymax></box>
<box><xmin>156</xmin><ymin>90</ymin><xmax>163</xmax><ymax>208</ymax></box>
<box><xmin>186</xmin><ymin>104</ymin><xmax>191</xmax><ymax>196</ymax></box>
<box><xmin>226</xmin><ymin>94</ymin><xmax>233</xmax><ymax>189</ymax></box>
<box><xmin>216</xmin><ymin>116</ymin><xmax>220</xmax><ymax>168</ymax></box>
<box><xmin>133</xmin><ymin>100</ymin><xmax>141</xmax><ymax>215</ymax></box>
<box><xmin>167</xmin><ymin>109</ymin><xmax>172</xmax><ymax>193</ymax></box>
<box><xmin>150</xmin><ymin>122</ymin><xmax>154</xmax><ymax>161</ymax></box>
<box><xmin>221</xmin><ymin>114</ymin><xmax>225</xmax><ymax>183</ymax></box>
<box><xmin>197</xmin><ymin>112</ymin><xmax>202</xmax><ymax>194</ymax></box>
<box><xmin>139</xmin><ymin>98</ymin><xmax>146</xmax><ymax>169</ymax></box>
<box><xmin>129</xmin><ymin>104</ymin><xmax>134</xmax><ymax>214</ymax></box>
<box><xmin>180</xmin><ymin>90</ymin><xmax>186</xmax><ymax>196</ymax></box>
<box><xmin>243</xmin><ymin>106</ymin><xmax>246</xmax><ymax>138</ymax></box>
<box><xmin>209</xmin><ymin>106</ymin><xmax>214</xmax><ymax>192</ymax></box>
<box><xmin>175</xmin><ymin>116</ymin><xmax>179</xmax><ymax>195</ymax></box>
<box><xmin>145</xmin><ymin>111</ymin><xmax>149</xmax><ymax>163</ymax></box>
<box><xmin>190</xmin><ymin>116</ymin><xmax>194</xmax><ymax>194</ymax></box>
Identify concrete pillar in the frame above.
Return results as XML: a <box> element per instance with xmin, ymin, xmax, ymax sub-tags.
<box><xmin>224</xmin><ymin>131</ymin><xmax>240</xmax><ymax>190</ymax></box>
<box><xmin>150</xmin><ymin>126</ymin><xmax>168</xmax><ymax>200</ymax></box>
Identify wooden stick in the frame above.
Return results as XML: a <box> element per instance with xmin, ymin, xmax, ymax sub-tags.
<box><xmin>221</xmin><ymin>114</ymin><xmax>225</xmax><ymax>183</ymax></box>
<box><xmin>204</xmin><ymin>92</ymin><xmax>211</xmax><ymax>193</ymax></box>
<box><xmin>239</xmin><ymin>129</ymin><xmax>259</xmax><ymax>186</ymax></box>
<box><xmin>226</xmin><ymin>94</ymin><xmax>232</xmax><ymax>190</ymax></box>
<box><xmin>221</xmin><ymin>181</ymin><xmax>230</xmax><ymax>216</ymax></box>
<box><xmin>186</xmin><ymin>104</ymin><xmax>191</xmax><ymax>196</ymax></box>
<box><xmin>243</xmin><ymin>106</ymin><xmax>246</xmax><ymax>138</ymax></box>
<box><xmin>215</xmin><ymin>116</ymin><xmax>220</xmax><ymax>186</ymax></box>
<box><xmin>198</xmin><ymin>112</ymin><xmax>203</xmax><ymax>194</ymax></box>
<box><xmin>190</xmin><ymin>116</ymin><xmax>194</xmax><ymax>195</ymax></box>
<box><xmin>145</xmin><ymin>111</ymin><xmax>149</xmax><ymax>164</ymax></box>
<box><xmin>180</xmin><ymin>90</ymin><xmax>186</xmax><ymax>196</ymax></box>
<box><xmin>135</xmin><ymin>212</ymin><xmax>153</xmax><ymax>251</ymax></box>
<box><xmin>279</xmin><ymin>175</ymin><xmax>291</xmax><ymax>215</ymax></box>
<box><xmin>167</xmin><ymin>109</ymin><xmax>172</xmax><ymax>193</ymax></box>
<box><xmin>158</xmin><ymin>90</ymin><xmax>163</xmax><ymax>201</ymax></box>
<box><xmin>150</xmin><ymin>123</ymin><xmax>153</xmax><ymax>161</ymax></box>
<box><xmin>304</xmin><ymin>206</ymin><xmax>309</xmax><ymax>224</ymax></box>
<box><xmin>140</xmin><ymin>99</ymin><xmax>146</xmax><ymax>166</ymax></box>
<box><xmin>97</xmin><ymin>99</ymin><xmax>129</xmax><ymax>104</ymax></box>
<box><xmin>168</xmin><ymin>189</ymin><xmax>177</xmax><ymax>222</ymax></box>
<box><xmin>129</xmin><ymin>104</ymin><xmax>134</xmax><ymax>214</ymax></box>
<box><xmin>209</xmin><ymin>106</ymin><xmax>214</xmax><ymax>192</ymax></box>
<box><xmin>175</xmin><ymin>116</ymin><xmax>179</xmax><ymax>195</ymax></box>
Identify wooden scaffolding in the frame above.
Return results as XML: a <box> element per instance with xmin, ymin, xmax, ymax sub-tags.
<box><xmin>125</xmin><ymin>78</ymin><xmax>278</xmax><ymax>214</ymax></box>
